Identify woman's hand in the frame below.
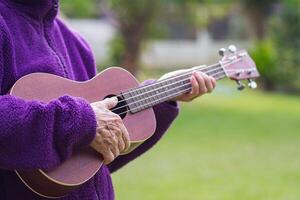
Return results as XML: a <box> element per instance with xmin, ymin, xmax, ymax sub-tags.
<box><xmin>90</xmin><ymin>97</ymin><xmax>130</xmax><ymax>164</ymax></box>
<box><xmin>160</xmin><ymin>66</ymin><xmax>216</xmax><ymax>102</ymax></box>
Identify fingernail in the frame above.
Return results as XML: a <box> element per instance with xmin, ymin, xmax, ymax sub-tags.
<box><xmin>111</xmin><ymin>96</ymin><xmax>118</xmax><ymax>102</ymax></box>
<box><xmin>192</xmin><ymin>76</ymin><xmax>196</xmax><ymax>82</ymax></box>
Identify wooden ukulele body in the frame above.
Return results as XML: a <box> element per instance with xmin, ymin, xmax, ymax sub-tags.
<box><xmin>10</xmin><ymin>67</ymin><xmax>156</xmax><ymax>198</ymax></box>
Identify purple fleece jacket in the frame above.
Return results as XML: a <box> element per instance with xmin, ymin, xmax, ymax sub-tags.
<box><xmin>0</xmin><ymin>0</ymin><xmax>179</xmax><ymax>199</ymax></box>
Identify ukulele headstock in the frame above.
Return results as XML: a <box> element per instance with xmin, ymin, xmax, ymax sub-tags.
<box><xmin>219</xmin><ymin>45</ymin><xmax>260</xmax><ymax>90</ymax></box>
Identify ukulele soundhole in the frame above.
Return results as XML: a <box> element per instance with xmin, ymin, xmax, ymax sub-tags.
<box><xmin>104</xmin><ymin>94</ymin><xmax>128</xmax><ymax>119</ymax></box>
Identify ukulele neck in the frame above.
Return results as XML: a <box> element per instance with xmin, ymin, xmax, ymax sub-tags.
<box><xmin>122</xmin><ymin>64</ymin><xmax>226</xmax><ymax>114</ymax></box>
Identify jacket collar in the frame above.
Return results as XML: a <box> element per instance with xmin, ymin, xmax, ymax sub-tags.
<box><xmin>5</xmin><ymin>0</ymin><xmax>59</xmax><ymax>22</ymax></box>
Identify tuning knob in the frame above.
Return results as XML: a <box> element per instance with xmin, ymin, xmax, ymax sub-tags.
<box><xmin>236</xmin><ymin>80</ymin><xmax>245</xmax><ymax>91</ymax></box>
<box><xmin>248</xmin><ymin>79</ymin><xmax>257</xmax><ymax>89</ymax></box>
<box><xmin>219</xmin><ymin>48</ymin><xmax>226</xmax><ymax>57</ymax></box>
<box><xmin>228</xmin><ymin>45</ymin><xmax>237</xmax><ymax>53</ymax></box>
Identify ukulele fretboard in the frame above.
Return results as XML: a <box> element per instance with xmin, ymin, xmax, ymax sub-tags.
<box><xmin>122</xmin><ymin>64</ymin><xmax>225</xmax><ymax>114</ymax></box>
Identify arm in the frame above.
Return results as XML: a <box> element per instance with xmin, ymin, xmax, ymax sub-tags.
<box><xmin>0</xmin><ymin>95</ymin><xmax>97</xmax><ymax>170</ymax></box>
<box><xmin>0</xmin><ymin>25</ymin><xmax>97</xmax><ymax>170</ymax></box>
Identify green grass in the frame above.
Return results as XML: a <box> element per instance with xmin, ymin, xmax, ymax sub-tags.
<box><xmin>112</xmin><ymin>83</ymin><xmax>300</xmax><ymax>200</ymax></box>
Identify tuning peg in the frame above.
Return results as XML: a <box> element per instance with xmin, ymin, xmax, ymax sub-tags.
<box><xmin>228</xmin><ymin>45</ymin><xmax>237</xmax><ymax>53</ymax></box>
<box><xmin>248</xmin><ymin>79</ymin><xmax>257</xmax><ymax>89</ymax></box>
<box><xmin>236</xmin><ymin>80</ymin><xmax>245</xmax><ymax>91</ymax></box>
<box><xmin>219</xmin><ymin>48</ymin><xmax>226</xmax><ymax>57</ymax></box>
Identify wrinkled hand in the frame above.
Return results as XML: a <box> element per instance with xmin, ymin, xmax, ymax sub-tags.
<box><xmin>159</xmin><ymin>66</ymin><xmax>216</xmax><ymax>102</ymax></box>
<box><xmin>90</xmin><ymin>97</ymin><xmax>130</xmax><ymax>164</ymax></box>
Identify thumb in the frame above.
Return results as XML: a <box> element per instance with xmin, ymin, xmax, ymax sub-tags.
<box><xmin>102</xmin><ymin>97</ymin><xmax>118</xmax><ymax>109</ymax></box>
<box><xmin>191</xmin><ymin>65</ymin><xmax>206</xmax><ymax>71</ymax></box>
<box><xmin>159</xmin><ymin>70</ymin><xmax>185</xmax><ymax>80</ymax></box>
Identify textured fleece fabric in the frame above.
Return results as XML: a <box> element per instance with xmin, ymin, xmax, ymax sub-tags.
<box><xmin>0</xmin><ymin>0</ymin><xmax>179</xmax><ymax>199</ymax></box>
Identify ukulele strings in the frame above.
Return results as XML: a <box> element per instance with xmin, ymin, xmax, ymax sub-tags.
<box><xmin>118</xmin><ymin>56</ymin><xmax>238</xmax><ymax>98</ymax></box>
<box><xmin>111</xmin><ymin>58</ymin><xmax>241</xmax><ymax>111</ymax></box>
<box><xmin>110</xmin><ymin>65</ymin><xmax>224</xmax><ymax>112</ymax></box>
<box><xmin>115</xmin><ymin>70</ymin><xmax>227</xmax><ymax>116</ymax></box>
<box><xmin>119</xmin><ymin>64</ymin><xmax>220</xmax><ymax>97</ymax></box>
<box><xmin>112</xmin><ymin>67</ymin><xmax>221</xmax><ymax>105</ymax></box>
<box><xmin>112</xmin><ymin>69</ymin><xmax>226</xmax><ymax>115</ymax></box>
<box><xmin>112</xmin><ymin>57</ymin><xmax>239</xmax><ymax>105</ymax></box>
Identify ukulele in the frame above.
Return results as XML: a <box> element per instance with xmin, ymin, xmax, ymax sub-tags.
<box><xmin>10</xmin><ymin>46</ymin><xmax>260</xmax><ymax>198</ymax></box>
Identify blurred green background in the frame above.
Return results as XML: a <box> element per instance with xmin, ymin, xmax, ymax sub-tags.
<box><xmin>60</xmin><ymin>0</ymin><xmax>300</xmax><ymax>199</ymax></box>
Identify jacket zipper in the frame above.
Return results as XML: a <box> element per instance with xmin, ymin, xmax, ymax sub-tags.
<box><xmin>94</xmin><ymin>176</ymin><xmax>101</xmax><ymax>200</ymax></box>
<box><xmin>42</xmin><ymin>0</ymin><xmax>68</xmax><ymax>78</ymax></box>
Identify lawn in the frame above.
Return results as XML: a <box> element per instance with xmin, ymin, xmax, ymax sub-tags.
<box><xmin>112</xmin><ymin>82</ymin><xmax>300</xmax><ymax>200</ymax></box>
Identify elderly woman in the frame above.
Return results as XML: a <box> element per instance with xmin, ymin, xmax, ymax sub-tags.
<box><xmin>0</xmin><ymin>0</ymin><xmax>215</xmax><ymax>199</ymax></box>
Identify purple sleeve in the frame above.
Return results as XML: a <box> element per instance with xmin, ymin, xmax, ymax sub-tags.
<box><xmin>0</xmin><ymin>24</ymin><xmax>97</xmax><ymax>171</ymax></box>
<box><xmin>0</xmin><ymin>95</ymin><xmax>97</xmax><ymax>170</ymax></box>
<box><xmin>108</xmin><ymin>80</ymin><xmax>179</xmax><ymax>173</ymax></box>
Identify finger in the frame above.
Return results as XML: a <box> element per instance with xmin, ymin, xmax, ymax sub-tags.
<box><xmin>202</xmin><ymin>74</ymin><xmax>214</xmax><ymax>93</ymax></box>
<box><xmin>119</xmin><ymin>122</ymin><xmax>130</xmax><ymax>152</ymax></box>
<box><xmin>106</xmin><ymin>123</ymin><xmax>121</xmax><ymax>157</ymax></box>
<box><xmin>110</xmin><ymin>144</ymin><xmax>120</xmax><ymax>158</ymax></box>
<box><xmin>103</xmin><ymin>150</ymin><xmax>115</xmax><ymax>165</ymax></box>
<box><xmin>111</xmin><ymin>124</ymin><xmax>125</xmax><ymax>152</ymax></box>
<box><xmin>90</xmin><ymin>134</ymin><xmax>102</xmax><ymax>154</ymax></box>
<box><xmin>194</xmin><ymin>72</ymin><xmax>206</xmax><ymax>94</ymax></box>
<box><xmin>211</xmin><ymin>77</ymin><xmax>216</xmax><ymax>89</ymax></box>
<box><xmin>101</xmin><ymin>97</ymin><xmax>118</xmax><ymax>109</ymax></box>
<box><xmin>189</xmin><ymin>73</ymin><xmax>199</xmax><ymax>96</ymax></box>
<box><xmin>118</xmin><ymin>136</ymin><xmax>125</xmax><ymax>152</ymax></box>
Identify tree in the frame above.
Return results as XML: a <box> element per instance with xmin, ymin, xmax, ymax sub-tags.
<box><xmin>250</xmin><ymin>0</ymin><xmax>300</xmax><ymax>92</ymax></box>
<box><xmin>60</xmin><ymin>0</ymin><xmax>233</xmax><ymax>75</ymax></box>
<box><xmin>106</xmin><ymin>0</ymin><xmax>160</xmax><ymax>75</ymax></box>
<box><xmin>240</xmin><ymin>0</ymin><xmax>277</xmax><ymax>39</ymax></box>
<box><xmin>105</xmin><ymin>0</ymin><xmax>229</xmax><ymax>75</ymax></box>
<box><xmin>60</xmin><ymin>0</ymin><xmax>100</xmax><ymax>18</ymax></box>
<box><xmin>270</xmin><ymin>0</ymin><xmax>300</xmax><ymax>92</ymax></box>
